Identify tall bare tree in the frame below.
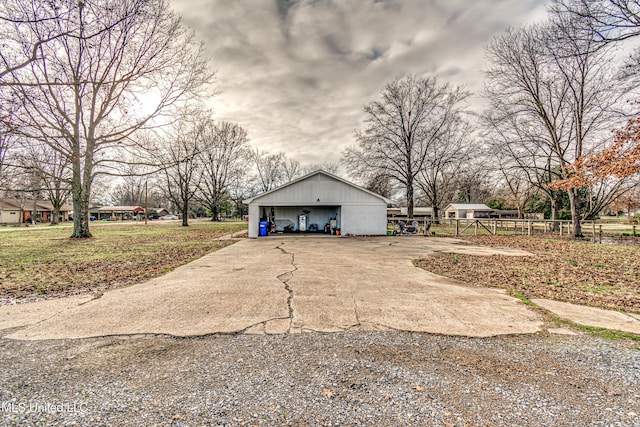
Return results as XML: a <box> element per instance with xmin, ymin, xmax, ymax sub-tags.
<box><xmin>344</xmin><ymin>75</ymin><xmax>469</xmax><ymax>218</ymax></box>
<box><xmin>484</xmin><ymin>17</ymin><xmax>626</xmax><ymax>236</ymax></box>
<box><xmin>155</xmin><ymin>112</ymin><xmax>204</xmax><ymax>227</ymax></box>
<box><xmin>1</xmin><ymin>0</ymin><xmax>211</xmax><ymax>237</ymax></box>
<box><xmin>415</xmin><ymin>121</ymin><xmax>473</xmax><ymax>221</ymax></box>
<box><xmin>196</xmin><ymin>120</ymin><xmax>249</xmax><ymax>221</ymax></box>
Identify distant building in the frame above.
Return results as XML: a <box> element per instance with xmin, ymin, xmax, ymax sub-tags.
<box><xmin>97</xmin><ymin>206</ymin><xmax>146</xmax><ymax>220</ymax></box>
<box><xmin>443</xmin><ymin>203</ymin><xmax>494</xmax><ymax>219</ymax></box>
<box><xmin>0</xmin><ymin>198</ymin><xmax>72</xmax><ymax>224</ymax></box>
<box><xmin>387</xmin><ymin>206</ymin><xmax>434</xmax><ymax>218</ymax></box>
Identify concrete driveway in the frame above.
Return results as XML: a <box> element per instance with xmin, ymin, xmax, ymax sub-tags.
<box><xmin>1</xmin><ymin>236</ymin><xmax>544</xmax><ymax>340</ymax></box>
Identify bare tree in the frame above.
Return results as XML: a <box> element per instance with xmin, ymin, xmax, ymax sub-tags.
<box><xmin>301</xmin><ymin>162</ymin><xmax>340</xmax><ymax>176</ymax></box>
<box><xmin>282</xmin><ymin>158</ymin><xmax>302</xmax><ymax>182</ymax></box>
<box><xmin>552</xmin><ymin>0</ymin><xmax>640</xmax><ymax>42</ymax></box>
<box><xmin>0</xmin><ymin>1</ymin><xmax>72</xmax><ymax>81</ymax></box>
<box><xmin>415</xmin><ymin>121</ymin><xmax>473</xmax><ymax>221</ymax></box>
<box><xmin>0</xmin><ymin>124</ymin><xmax>14</xmax><ymax>192</ymax></box>
<box><xmin>484</xmin><ymin>18</ymin><xmax>626</xmax><ymax>236</ymax></box>
<box><xmin>16</xmin><ymin>142</ymin><xmax>71</xmax><ymax>224</ymax></box>
<box><xmin>251</xmin><ymin>149</ymin><xmax>285</xmax><ymax>193</ymax></box>
<box><xmin>196</xmin><ymin>120</ymin><xmax>249</xmax><ymax>221</ymax></box>
<box><xmin>344</xmin><ymin>75</ymin><xmax>469</xmax><ymax>218</ymax></box>
<box><xmin>2</xmin><ymin>0</ymin><xmax>211</xmax><ymax>237</ymax></box>
<box><xmin>364</xmin><ymin>170</ymin><xmax>394</xmax><ymax>199</ymax></box>
<box><xmin>155</xmin><ymin>112</ymin><xmax>204</xmax><ymax>227</ymax></box>
<box><xmin>107</xmin><ymin>164</ymin><xmax>149</xmax><ymax>207</ymax></box>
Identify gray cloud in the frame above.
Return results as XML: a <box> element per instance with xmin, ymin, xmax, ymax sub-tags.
<box><xmin>169</xmin><ymin>0</ymin><xmax>549</xmax><ymax>165</ymax></box>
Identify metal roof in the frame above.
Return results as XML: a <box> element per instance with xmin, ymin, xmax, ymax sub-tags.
<box><xmin>243</xmin><ymin>169</ymin><xmax>395</xmax><ymax>205</ymax></box>
<box><xmin>445</xmin><ymin>203</ymin><xmax>493</xmax><ymax>211</ymax></box>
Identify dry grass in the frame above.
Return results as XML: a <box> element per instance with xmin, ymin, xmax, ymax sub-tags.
<box><xmin>415</xmin><ymin>235</ymin><xmax>640</xmax><ymax>313</ymax></box>
<box><xmin>0</xmin><ymin>221</ymin><xmax>247</xmax><ymax>304</ymax></box>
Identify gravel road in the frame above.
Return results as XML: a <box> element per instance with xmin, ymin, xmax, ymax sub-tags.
<box><xmin>1</xmin><ymin>331</ymin><xmax>639</xmax><ymax>426</ymax></box>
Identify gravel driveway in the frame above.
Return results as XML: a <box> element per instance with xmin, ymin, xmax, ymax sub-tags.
<box><xmin>1</xmin><ymin>331</ymin><xmax>639</xmax><ymax>426</ymax></box>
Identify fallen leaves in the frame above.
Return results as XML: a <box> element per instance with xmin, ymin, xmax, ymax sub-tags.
<box><xmin>416</xmin><ymin>236</ymin><xmax>640</xmax><ymax>312</ymax></box>
<box><xmin>322</xmin><ymin>388</ymin><xmax>334</xmax><ymax>399</ymax></box>
<box><xmin>0</xmin><ymin>223</ymin><xmax>245</xmax><ymax>303</ymax></box>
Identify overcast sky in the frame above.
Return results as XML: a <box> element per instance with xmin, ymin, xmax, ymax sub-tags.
<box><xmin>168</xmin><ymin>0</ymin><xmax>550</xmax><ymax>166</ymax></box>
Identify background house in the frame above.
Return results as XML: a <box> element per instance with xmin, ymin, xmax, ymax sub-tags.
<box><xmin>97</xmin><ymin>206</ymin><xmax>146</xmax><ymax>220</ymax></box>
<box><xmin>444</xmin><ymin>203</ymin><xmax>494</xmax><ymax>219</ymax></box>
<box><xmin>0</xmin><ymin>198</ymin><xmax>72</xmax><ymax>224</ymax></box>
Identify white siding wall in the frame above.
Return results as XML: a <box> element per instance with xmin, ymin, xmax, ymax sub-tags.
<box><xmin>254</xmin><ymin>173</ymin><xmax>382</xmax><ymax>206</ymax></box>
<box><xmin>341</xmin><ymin>203</ymin><xmax>387</xmax><ymax>235</ymax></box>
<box><xmin>248</xmin><ymin>204</ymin><xmax>260</xmax><ymax>238</ymax></box>
<box><xmin>247</xmin><ymin>173</ymin><xmax>388</xmax><ymax>238</ymax></box>
<box><xmin>0</xmin><ymin>210</ymin><xmax>21</xmax><ymax>224</ymax></box>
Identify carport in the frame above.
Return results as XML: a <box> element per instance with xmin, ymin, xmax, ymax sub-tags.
<box><xmin>243</xmin><ymin>170</ymin><xmax>392</xmax><ymax>238</ymax></box>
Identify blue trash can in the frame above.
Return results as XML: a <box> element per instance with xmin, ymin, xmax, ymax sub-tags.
<box><xmin>259</xmin><ymin>221</ymin><xmax>268</xmax><ymax>237</ymax></box>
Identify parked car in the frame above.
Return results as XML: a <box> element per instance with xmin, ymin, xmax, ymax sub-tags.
<box><xmin>159</xmin><ymin>214</ymin><xmax>179</xmax><ymax>220</ymax></box>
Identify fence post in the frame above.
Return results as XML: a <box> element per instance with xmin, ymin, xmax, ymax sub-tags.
<box><xmin>493</xmin><ymin>219</ymin><xmax>497</xmax><ymax>235</ymax></box>
<box><xmin>592</xmin><ymin>221</ymin><xmax>596</xmax><ymax>243</ymax></box>
<box><xmin>527</xmin><ymin>220</ymin><xmax>532</xmax><ymax>236</ymax></box>
<box><xmin>599</xmin><ymin>225</ymin><xmax>602</xmax><ymax>243</ymax></box>
<box><xmin>455</xmin><ymin>219</ymin><xmax>459</xmax><ymax>236</ymax></box>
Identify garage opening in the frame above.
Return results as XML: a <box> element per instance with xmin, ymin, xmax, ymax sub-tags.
<box><xmin>260</xmin><ymin>206</ymin><xmax>341</xmax><ymax>235</ymax></box>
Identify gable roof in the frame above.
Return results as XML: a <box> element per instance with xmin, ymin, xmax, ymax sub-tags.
<box><xmin>243</xmin><ymin>169</ymin><xmax>394</xmax><ymax>205</ymax></box>
<box><xmin>445</xmin><ymin>203</ymin><xmax>493</xmax><ymax>211</ymax></box>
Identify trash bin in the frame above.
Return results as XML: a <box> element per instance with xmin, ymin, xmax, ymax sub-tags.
<box><xmin>259</xmin><ymin>221</ymin><xmax>269</xmax><ymax>237</ymax></box>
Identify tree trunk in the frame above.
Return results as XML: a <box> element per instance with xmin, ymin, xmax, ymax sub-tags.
<box><xmin>568</xmin><ymin>188</ymin><xmax>583</xmax><ymax>237</ymax></box>
<box><xmin>51</xmin><ymin>207</ymin><xmax>60</xmax><ymax>225</ymax></box>
<box><xmin>31</xmin><ymin>197</ymin><xmax>37</xmax><ymax>225</ymax></box>
<box><xmin>432</xmin><ymin>205</ymin><xmax>440</xmax><ymax>224</ymax></box>
<box><xmin>550</xmin><ymin>195</ymin><xmax>560</xmax><ymax>232</ymax></box>
<box><xmin>181</xmin><ymin>202</ymin><xmax>189</xmax><ymax>227</ymax></box>
<box><xmin>70</xmin><ymin>158</ymin><xmax>92</xmax><ymax>238</ymax></box>
<box><xmin>210</xmin><ymin>205</ymin><xmax>219</xmax><ymax>222</ymax></box>
<box><xmin>406</xmin><ymin>182</ymin><xmax>414</xmax><ymax>218</ymax></box>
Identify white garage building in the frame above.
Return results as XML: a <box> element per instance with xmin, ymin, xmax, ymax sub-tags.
<box><xmin>243</xmin><ymin>170</ymin><xmax>392</xmax><ymax>238</ymax></box>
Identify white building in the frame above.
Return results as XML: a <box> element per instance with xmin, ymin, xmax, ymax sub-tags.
<box><xmin>243</xmin><ymin>170</ymin><xmax>393</xmax><ymax>238</ymax></box>
<box><xmin>443</xmin><ymin>203</ymin><xmax>494</xmax><ymax>219</ymax></box>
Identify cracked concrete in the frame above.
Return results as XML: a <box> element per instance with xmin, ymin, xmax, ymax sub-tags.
<box><xmin>1</xmin><ymin>236</ymin><xmax>547</xmax><ymax>340</ymax></box>
<box><xmin>275</xmin><ymin>243</ymin><xmax>297</xmax><ymax>333</ymax></box>
<box><xmin>9</xmin><ymin>236</ymin><xmax>638</xmax><ymax>339</ymax></box>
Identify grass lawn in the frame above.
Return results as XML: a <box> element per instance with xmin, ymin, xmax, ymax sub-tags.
<box><xmin>415</xmin><ymin>235</ymin><xmax>640</xmax><ymax>313</ymax></box>
<box><xmin>0</xmin><ymin>221</ymin><xmax>247</xmax><ymax>304</ymax></box>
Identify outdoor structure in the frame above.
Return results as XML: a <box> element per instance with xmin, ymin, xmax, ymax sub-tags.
<box><xmin>243</xmin><ymin>170</ymin><xmax>393</xmax><ymax>238</ymax></box>
<box><xmin>444</xmin><ymin>203</ymin><xmax>494</xmax><ymax>219</ymax></box>
<box><xmin>152</xmin><ymin>207</ymin><xmax>170</xmax><ymax>217</ymax></box>
<box><xmin>97</xmin><ymin>206</ymin><xmax>146</xmax><ymax>220</ymax></box>
<box><xmin>388</xmin><ymin>206</ymin><xmax>434</xmax><ymax>219</ymax></box>
<box><xmin>0</xmin><ymin>198</ymin><xmax>72</xmax><ymax>224</ymax></box>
